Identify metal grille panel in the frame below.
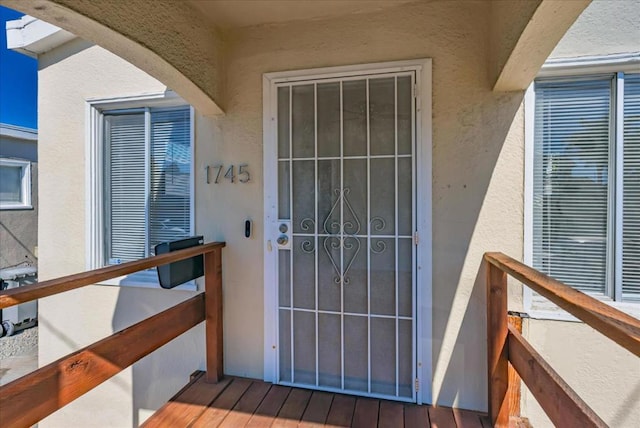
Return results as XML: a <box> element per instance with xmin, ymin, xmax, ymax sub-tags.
<box><xmin>276</xmin><ymin>73</ymin><xmax>416</xmax><ymax>401</ymax></box>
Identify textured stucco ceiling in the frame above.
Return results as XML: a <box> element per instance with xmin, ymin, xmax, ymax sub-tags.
<box><xmin>187</xmin><ymin>0</ymin><xmax>419</xmax><ymax>29</ymax></box>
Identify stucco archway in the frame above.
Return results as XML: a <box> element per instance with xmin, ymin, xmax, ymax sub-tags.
<box><xmin>490</xmin><ymin>0</ymin><xmax>591</xmax><ymax>91</ymax></box>
<box><xmin>1</xmin><ymin>0</ymin><xmax>224</xmax><ymax>116</ymax></box>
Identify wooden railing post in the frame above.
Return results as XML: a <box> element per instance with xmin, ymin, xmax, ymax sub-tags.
<box><xmin>487</xmin><ymin>261</ymin><xmax>509</xmax><ymax>427</ymax></box>
<box><xmin>507</xmin><ymin>314</ymin><xmax>523</xmax><ymax>420</ymax></box>
<box><xmin>204</xmin><ymin>247</ymin><xmax>223</xmax><ymax>383</ymax></box>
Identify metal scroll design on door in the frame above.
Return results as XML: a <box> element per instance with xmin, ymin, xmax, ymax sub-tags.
<box><xmin>300</xmin><ymin>188</ymin><xmax>387</xmax><ymax>285</ymax></box>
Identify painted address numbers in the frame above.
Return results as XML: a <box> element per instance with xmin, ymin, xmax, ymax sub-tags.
<box><xmin>206</xmin><ymin>164</ymin><xmax>250</xmax><ymax>184</ymax></box>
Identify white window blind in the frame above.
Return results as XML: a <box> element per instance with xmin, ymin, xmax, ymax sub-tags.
<box><xmin>104</xmin><ymin>113</ymin><xmax>147</xmax><ymax>263</ymax></box>
<box><xmin>533</xmin><ymin>72</ymin><xmax>640</xmax><ymax>303</ymax></box>
<box><xmin>623</xmin><ymin>74</ymin><xmax>640</xmax><ymax>299</ymax></box>
<box><xmin>533</xmin><ymin>78</ymin><xmax>612</xmax><ymax>295</ymax></box>
<box><xmin>103</xmin><ymin>107</ymin><xmax>191</xmax><ymax>265</ymax></box>
<box><xmin>149</xmin><ymin>109</ymin><xmax>191</xmax><ymax>251</ymax></box>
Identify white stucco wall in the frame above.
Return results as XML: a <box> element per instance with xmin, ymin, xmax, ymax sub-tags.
<box><xmin>523</xmin><ymin>319</ymin><xmax>640</xmax><ymax>427</ymax></box>
<box><xmin>37</xmin><ymin>2</ymin><xmax>530</xmax><ymax>425</ymax></box>
<box><xmin>37</xmin><ymin>39</ymin><xmax>207</xmax><ymax>427</ymax></box>
<box><xmin>550</xmin><ymin>0</ymin><xmax>640</xmax><ymax>59</ymax></box>
<box><xmin>521</xmin><ymin>1</ymin><xmax>640</xmax><ymax>426</ymax></box>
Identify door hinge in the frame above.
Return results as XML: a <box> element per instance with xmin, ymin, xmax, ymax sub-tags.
<box><xmin>415</xmin><ymin>378</ymin><xmax>420</xmax><ymax>392</ymax></box>
<box><xmin>413</xmin><ymin>231</ymin><xmax>419</xmax><ymax>245</ymax></box>
<box><xmin>413</xmin><ymin>83</ymin><xmax>418</xmax><ymax>99</ymax></box>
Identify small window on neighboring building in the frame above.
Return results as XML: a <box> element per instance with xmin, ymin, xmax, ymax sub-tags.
<box><xmin>531</xmin><ymin>72</ymin><xmax>640</xmax><ymax>303</ymax></box>
<box><xmin>0</xmin><ymin>158</ymin><xmax>31</xmax><ymax>209</ymax></box>
<box><xmin>102</xmin><ymin>106</ymin><xmax>193</xmax><ymax>266</ymax></box>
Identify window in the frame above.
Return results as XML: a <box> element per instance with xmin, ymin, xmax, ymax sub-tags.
<box><xmin>530</xmin><ymin>71</ymin><xmax>640</xmax><ymax>304</ymax></box>
<box><xmin>0</xmin><ymin>158</ymin><xmax>31</xmax><ymax>209</ymax></box>
<box><xmin>87</xmin><ymin>97</ymin><xmax>194</xmax><ymax>287</ymax></box>
<box><xmin>103</xmin><ymin>107</ymin><xmax>192</xmax><ymax>266</ymax></box>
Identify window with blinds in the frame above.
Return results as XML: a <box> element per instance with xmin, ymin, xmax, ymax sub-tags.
<box><xmin>532</xmin><ymin>73</ymin><xmax>640</xmax><ymax>302</ymax></box>
<box><xmin>103</xmin><ymin>107</ymin><xmax>192</xmax><ymax>265</ymax></box>
<box><xmin>623</xmin><ymin>74</ymin><xmax>640</xmax><ymax>299</ymax></box>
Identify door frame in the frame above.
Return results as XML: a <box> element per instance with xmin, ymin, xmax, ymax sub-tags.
<box><xmin>262</xmin><ymin>59</ymin><xmax>433</xmax><ymax>404</ymax></box>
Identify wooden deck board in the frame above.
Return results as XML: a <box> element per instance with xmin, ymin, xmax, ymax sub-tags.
<box><xmin>219</xmin><ymin>381</ymin><xmax>272</xmax><ymax>427</ymax></box>
<box><xmin>246</xmin><ymin>385</ymin><xmax>291</xmax><ymax>428</ymax></box>
<box><xmin>405</xmin><ymin>404</ymin><xmax>430</xmax><ymax>426</ymax></box>
<box><xmin>453</xmin><ymin>408</ymin><xmax>485</xmax><ymax>428</ymax></box>
<box><xmin>325</xmin><ymin>394</ymin><xmax>356</xmax><ymax>427</ymax></box>
<box><xmin>428</xmin><ymin>406</ymin><xmax>457</xmax><ymax>428</ymax></box>
<box><xmin>273</xmin><ymin>387</ymin><xmax>313</xmax><ymax>427</ymax></box>
<box><xmin>351</xmin><ymin>398</ymin><xmax>379</xmax><ymax>428</ymax></box>
<box><xmin>192</xmin><ymin>377</ymin><xmax>252</xmax><ymax>427</ymax></box>
<box><xmin>142</xmin><ymin>374</ymin><xmax>230</xmax><ymax>428</ymax></box>
<box><xmin>144</xmin><ymin>374</ymin><xmax>488</xmax><ymax>427</ymax></box>
<box><xmin>378</xmin><ymin>400</ymin><xmax>404</xmax><ymax>428</ymax></box>
<box><xmin>300</xmin><ymin>391</ymin><xmax>334</xmax><ymax>427</ymax></box>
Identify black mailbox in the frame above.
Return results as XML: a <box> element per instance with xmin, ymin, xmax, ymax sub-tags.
<box><xmin>155</xmin><ymin>236</ymin><xmax>204</xmax><ymax>289</ymax></box>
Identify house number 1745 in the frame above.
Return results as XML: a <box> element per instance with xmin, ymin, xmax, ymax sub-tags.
<box><xmin>206</xmin><ymin>164</ymin><xmax>250</xmax><ymax>184</ymax></box>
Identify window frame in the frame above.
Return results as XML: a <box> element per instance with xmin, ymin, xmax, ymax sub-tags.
<box><xmin>0</xmin><ymin>158</ymin><xmax>32</xmax><ymax>210</ymax></box>
<box><xmin>525</xmin><ymin>53</ymin><xmax>640</xmax><ymax>320</ymax></box>
<box><xmin>86</xmin><ymin>91</ymin><xmax>196</xmax><ymax>290</ymax></box>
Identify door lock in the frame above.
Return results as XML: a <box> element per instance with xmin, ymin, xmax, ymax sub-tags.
<box><xmin>277</xmin><ymin>220</ymin><xmax>291</xmax><ymax>249</ymax></box>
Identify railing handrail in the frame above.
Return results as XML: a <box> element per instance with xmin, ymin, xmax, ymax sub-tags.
<box><xmin>0</xmin><ymin>294</ymin><xmax>206</xmax><ymax>428</ymax></box>
<box><xmin>0</xmin><ymin>242</ymin><xmax>226</xmax><ymax>428</ymax></box>
<box><xmin>484</xmin><ymin>252</ymin><xmax>640</xmax><ymax>357</ymax></box>
<box><xmin>506</xmin><ymin>324</ymin><xmax>605</xmax><ymax>427</ymax></box>
<box><xmin>0</xmin><ymin>241</ymin><xmax>226</xmax><ymax>309</ymax></box>
<box><xmin>485</xmin><ymin>251</ymin><xmax>639</xmax><ymax>428</ymax></box>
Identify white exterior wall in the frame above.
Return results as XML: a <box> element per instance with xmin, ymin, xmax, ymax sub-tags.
<box><xmin>37</xmin><ymin>39</ymin><xmax>208</xmax><ymax>426</ymax></box>
<box><xmin>523</xmin><ymin>1</ymin><xmax>640</xmax><ymax>427</ymax></box>
<box><xmin>523</xmin><ymin>319</ymin><xmax>640</xmax><ymax>427</ymax></box>
<box><xmin>549</xmin><ymin>0</ymin><xmax>640</xmax><ymax>59</ymax></box>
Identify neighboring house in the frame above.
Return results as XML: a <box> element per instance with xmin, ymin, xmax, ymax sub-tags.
<box><xmin>0</xmin><ymin>123</ymin><xmax>37</xmax><ymax>269</ymax></box>
<box><xmin>2</xmin><ymin>1</ymin><xmax>639</xmax><ymax>427</ymax></box>
<box><xmin>0</xmin><ymin>123</ymin><xmax>38</xmax><ymax>336</ymax></box>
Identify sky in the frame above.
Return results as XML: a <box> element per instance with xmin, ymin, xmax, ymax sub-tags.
<box><xmin>0</xmin><ymin>5</ymin><xmax>37</xmax><ymax>129</ymax></box>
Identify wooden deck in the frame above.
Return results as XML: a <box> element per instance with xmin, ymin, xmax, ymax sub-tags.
<box><xmin>143</xmin><ymin>372</ymin><xmax>490</xmax><ymax>427</ymax></box>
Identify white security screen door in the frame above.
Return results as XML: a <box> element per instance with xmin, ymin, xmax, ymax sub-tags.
<box><xmin>270</xmin><ymin>71</ymin><xmax>418</xmax><ymax>402</ymax></box>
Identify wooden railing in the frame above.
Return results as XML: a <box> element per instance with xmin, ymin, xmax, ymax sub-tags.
<box><xmin>485</xmin><ymin>252</ymin><xmax>640</xmax><ymax>428</ymax></box>
<box><xmin>0</xmin><ymin>242</ymin><xmax>225</xmax><ymax>428</ymax></box>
